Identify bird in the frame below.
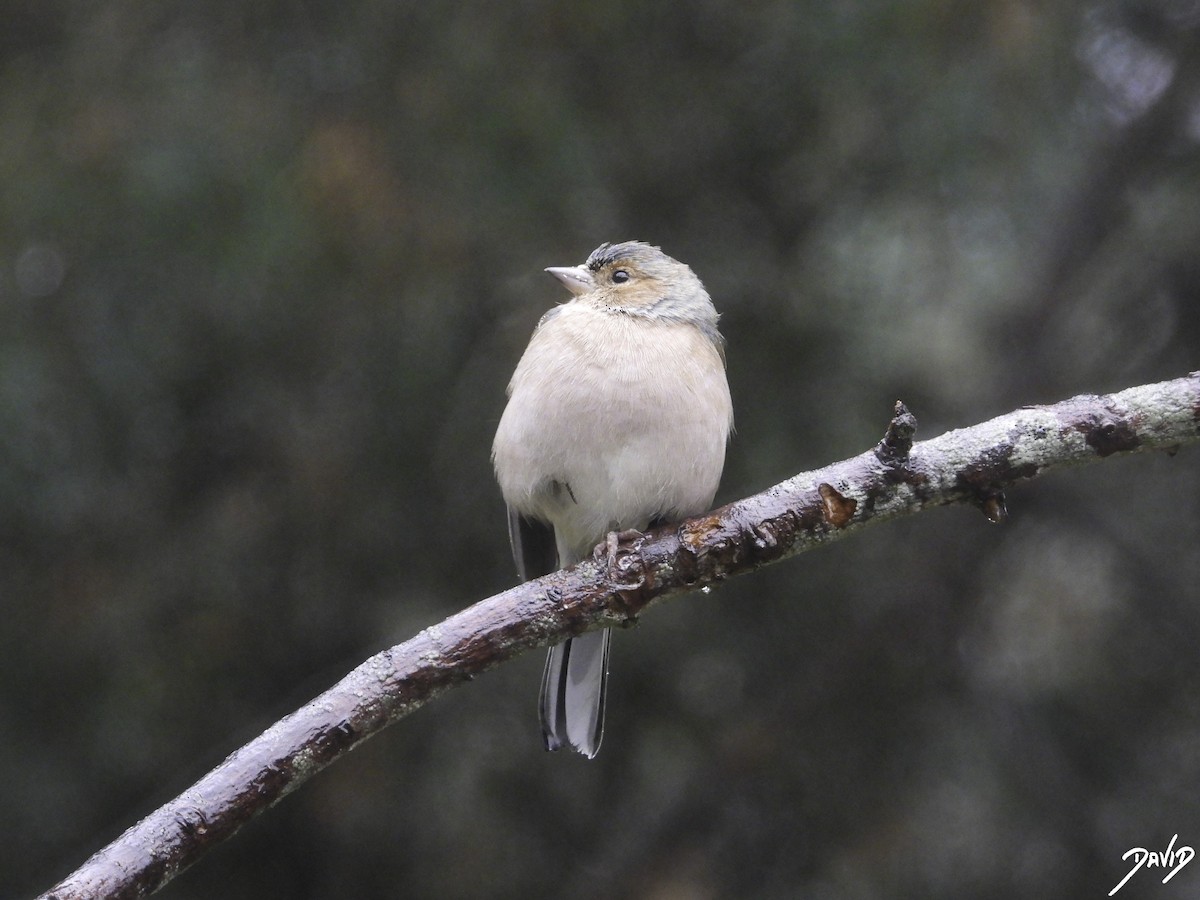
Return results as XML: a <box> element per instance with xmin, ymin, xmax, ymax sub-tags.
<box><xmin>492</xmin><ymin>240</ymin><xmax>733</xmax><ymax>758</ymax></box>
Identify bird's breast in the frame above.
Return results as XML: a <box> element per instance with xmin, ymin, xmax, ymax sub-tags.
<box><xmin>493</xmin><ymin>304</ymin><xmax>732</xmax><ymax>555</ymax></box>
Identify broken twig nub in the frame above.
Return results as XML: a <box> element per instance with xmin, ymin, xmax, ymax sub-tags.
<box><xmin>875</xmin><ymin>400</ymin><xmax>918</xmax><ymax>465</ymax></box>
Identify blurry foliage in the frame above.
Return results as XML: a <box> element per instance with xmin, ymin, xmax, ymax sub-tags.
<box><xmin>3</xmin><ymin>0</ymin><xmax>1200</xmax><ymax>897</ymax></box>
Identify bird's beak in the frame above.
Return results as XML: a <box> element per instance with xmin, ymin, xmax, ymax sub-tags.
<box><xmin>545</xmin><ymin>265</ymin><xmax>593</xmax><ymax>296</ymax></box>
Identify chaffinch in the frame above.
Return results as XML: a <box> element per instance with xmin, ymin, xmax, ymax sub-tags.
<box><xmin>493</xmin><ymin>240</ymin><xmax>733</xmax><ymax>757</ymax></box>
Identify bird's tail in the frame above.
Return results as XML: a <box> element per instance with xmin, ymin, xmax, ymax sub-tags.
<box><xmin>539</xmin><ymin>629</ymin><xmax>610</xmax><ymax>758</ymax></box>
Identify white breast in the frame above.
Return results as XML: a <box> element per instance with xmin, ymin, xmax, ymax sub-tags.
<box><xmin>493</xmin><ymin>302</ymin><xmax>732</xmax><ymax>561</ymax></box>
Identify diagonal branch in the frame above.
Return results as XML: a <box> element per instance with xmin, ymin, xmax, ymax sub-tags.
<box><xmin>40</xmin><ymin>372</ymin><xmax>1200</xmax><ymax>900</ymax></box>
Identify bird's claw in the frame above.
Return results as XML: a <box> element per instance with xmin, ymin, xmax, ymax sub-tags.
<box><xmin>595</xmin><ymin>528</ymin><xmax>645</xmax><ymax>570</ymax></box>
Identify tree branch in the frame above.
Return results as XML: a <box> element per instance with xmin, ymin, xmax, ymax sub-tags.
<box><xmin>40</xmin><ymin>372</ymin><xmax>1200</xmax><ymax>900</ymax></box>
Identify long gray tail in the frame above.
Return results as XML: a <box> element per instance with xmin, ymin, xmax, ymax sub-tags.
<box><xmin>539</xmin><ymin>629</ymin><xmax>610</xmax><ymax>758</ymax></box>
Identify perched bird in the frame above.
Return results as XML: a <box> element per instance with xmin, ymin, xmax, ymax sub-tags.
<box><xmin>492</xmin><ymin>241</ymin><xmax>733</xmax><ymax>757</ymax></box>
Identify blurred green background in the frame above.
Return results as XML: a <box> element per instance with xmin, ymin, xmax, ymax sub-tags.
<box><xmin>4</xmin><ymin>1</ymin><xmax>1200</xmax><ymax>897</ymax></box>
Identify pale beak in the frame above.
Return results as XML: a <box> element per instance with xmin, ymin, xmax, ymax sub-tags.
<box><xmin>545</xmin><ymin>265</ymin><xmax>593</xmax><ymax>296</ymax></box>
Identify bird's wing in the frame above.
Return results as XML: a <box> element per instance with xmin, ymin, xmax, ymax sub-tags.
<box><xmin>507</xmin><ymin>506</ymin><xmax>559</xmax><ymax>582</ymax></box>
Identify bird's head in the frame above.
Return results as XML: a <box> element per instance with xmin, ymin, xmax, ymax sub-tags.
<box><xmin>545</xmin><ymin>241</ymin><xmax>720</xmax><ymax>338</ymax></box>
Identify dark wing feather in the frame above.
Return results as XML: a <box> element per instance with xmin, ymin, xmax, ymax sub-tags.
<box><xmin>507</xmin><ymin>507</ymin><xmax>558</xmax><ymax>582</ymax></box>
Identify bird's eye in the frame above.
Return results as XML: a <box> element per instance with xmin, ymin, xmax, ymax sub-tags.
<box><xmin>612</xmin><ymin>269</ymin><xmax>630</xmax><ymax>284</ymax></box>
